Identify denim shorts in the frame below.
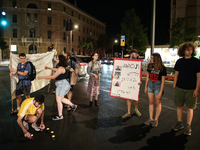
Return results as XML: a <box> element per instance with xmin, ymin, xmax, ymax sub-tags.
<box><xmin>147</xmin><ymin>80</ymin><xmax>162</xmax><ymax>95</ymax></box>
<box><xmin>55</xmin><ymin>79</ymin><xmax>70</xmax><ymax>97</ymax></box>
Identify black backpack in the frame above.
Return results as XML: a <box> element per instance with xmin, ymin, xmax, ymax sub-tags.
<box><xmin>18</xmin><ymin>61</ymin><xmax>36</xmax><ymax>81</ymax></box>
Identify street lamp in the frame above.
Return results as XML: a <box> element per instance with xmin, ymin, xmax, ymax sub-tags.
<box><xmin>112</xmin><ymin>40</ymin><xmax>118</xmax><ymax>58</ymax></box>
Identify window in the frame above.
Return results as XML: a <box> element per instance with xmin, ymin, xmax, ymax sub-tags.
<box><xmin>90</xmin><ymin>30</ymin><xmax>92</xmax><ymax>35</ymax></box>
<box><xmin>47</xmin><ymin>17</ymin><xmax>52</xmax><ymax>25</ymax></box>
<box><xmin>79</xmin><ymin>36</ymin><xmax>80</xmax><ymax>42</ymax></box>
<box><xmin>63</xmin><ymin>7</ymin><xmax>65</xmax><ymax>13</ymax></box>
<box><xmin>27</xmin><ymin>13</ymin><xmax>30</xmax><ymax>22</ymax></box>
<box><xmin>48</xmin><ymin>3</ymin><xmax>51</xmax><ymax>10</ymax></box>
<box><xmin>13</xmin><ymin>0</ymin><xmax>17</xmax><ymax>8</ymax></box>
<box><xmin>13</xmin><ymin>29</ymin><xmax>17</xmax><ymax>38</ymax></box>
<box><xmin>63</xmin><ymin>19</ymin><xmax>66</xmax><ymax>27</ymax></box>
<box><xmin>12</xmin><ymin>14</ymin><xmax>17</xmax><ymax>23</ymax></box>
<box><xmin>83</xmin><ymin>27</ymin><xmax>85</xmax><ymax>33</ymax></box>
<box><xmin>30</xmin><ymin>29</ymin><xmax>35</xmax><ymax>38</ymax></box>
<box><xmin>93</xmin><ymin>31</ymin><xmax>95</xmax><ymax>36</ymax></box>
<box><xmin>83</xmin><ymin>17</ymin><xmax>85</xmax><ymax>22</ymax></box>
<box><xmin>79</xmin><ymin>15</ymin><xmax>80</xmax><ymax>20</ymax></box>
<box><xmin>34</xmin><ymin>14</ymin><xmax>38</xmax><ymax>22</ymax></box>
<box><xmin>47</xmin><ymin>30</ymin><xmax>51</xmax><ymax>39</ymax></box>
<box><xmin>63</xmin><ymin>32</ymin><xmax>66</xmax><ymax>40</ymax></box>
<box><xmin>71</xmin><ymin>11</ymin><xmax>73</xmax><ymax>16</ymax></box>
<box><xmin>86</xmin><ymin>28</ymin><xmax>88</xmax><ymax>34</ymax></box>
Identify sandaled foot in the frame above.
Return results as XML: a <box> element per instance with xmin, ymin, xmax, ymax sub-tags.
<box><xmin>52</xmin><ymin>115</ymin><xmax>64</xmax><ymax>121</ymax></box>
<box><xmin>11</xmin><ymin>109</ymin><xmax>18</xmax><ymax>115</ymax></box>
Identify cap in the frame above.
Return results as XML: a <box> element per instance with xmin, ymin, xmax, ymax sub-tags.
<box><xmin>129</xmin><ymin>49</ymin><xmax>139</xmax><ymax>54</ymax></box>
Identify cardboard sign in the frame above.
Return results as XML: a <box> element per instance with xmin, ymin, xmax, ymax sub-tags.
<box><xmin>110</xmin><ymin>58</ymin><xmax>142</xmax><ymax>101</ymax></box>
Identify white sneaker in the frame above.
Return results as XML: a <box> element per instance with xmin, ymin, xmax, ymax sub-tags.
<box><xmin>31</xmin><ymin>124</ymin><xmax>40</xmax><ymax>131</ymax></box>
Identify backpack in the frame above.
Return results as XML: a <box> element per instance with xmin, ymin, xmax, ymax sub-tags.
<box><xmin>18</xmin><ymin>61</ymin><xmax>36</xmax><ymax>81</ymax></box>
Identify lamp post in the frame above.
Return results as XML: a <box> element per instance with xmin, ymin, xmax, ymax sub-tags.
<box><xmin>69</xmin><ymin>24</ymin><xmax>78</xmax><ymax>54</ymax></box>
<box><xmin>112</xmin><ymin>40</ymin><xmax>118</xmax><ymax>58</ymax></box>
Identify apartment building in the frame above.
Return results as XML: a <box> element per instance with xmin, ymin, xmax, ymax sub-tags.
<box><xmin>0</xmin><ymin>0</ymin><xmax>106</xmax><ymax>58</ymax></box>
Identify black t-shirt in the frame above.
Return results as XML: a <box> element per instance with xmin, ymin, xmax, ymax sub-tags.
<box><xmin>147</xmin><ymin>64</ymin><xmax>167</xmax><ymax>81</ymax></box>
<box><xmin>174</xmin><ymin>57</ymin><xmax>200</xmax><ymax>90</ymax></box>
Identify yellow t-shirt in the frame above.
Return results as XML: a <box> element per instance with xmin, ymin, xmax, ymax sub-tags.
<box><xmin>17</xmin><ymin>98</ymin><xmax>44</xmax><ymax>117</ymax></box>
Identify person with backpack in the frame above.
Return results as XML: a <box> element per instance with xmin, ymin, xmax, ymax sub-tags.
<box><xmin>10</xmin><ymin>53</ymin><xmax>32</xmax><ymax>115</ymax></box>
<box><xmin>63</xmin><ymin>51</ymin><xmax>78</xmax><ymax>111</ymax></box>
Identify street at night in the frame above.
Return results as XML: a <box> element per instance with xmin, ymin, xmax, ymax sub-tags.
<box><xmin>1</xmin><ymin>65</ymin><xmax>200</xmax><ymax>150</ymax></box>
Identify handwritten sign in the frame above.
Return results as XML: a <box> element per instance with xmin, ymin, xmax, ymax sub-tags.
<box><xmin>110</xmin><ymin>58</ymin><xmax>142</xmax><ymax>101</ymax></box>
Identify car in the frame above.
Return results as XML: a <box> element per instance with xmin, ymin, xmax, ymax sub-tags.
<box><xmin>71</xmin><ymin>55</ymin><xmax>91</xmax><ymax>78</ymax></box>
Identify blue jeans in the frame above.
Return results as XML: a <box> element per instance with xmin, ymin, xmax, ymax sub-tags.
<box><xmin>55</xmin><ymin>79</ymin><xmax>70</xmax><ymax>97</ymax></box>
<box><xmin>147</xmin><ymin>80</ymin><xmax>162</xmax><ymax>95</ymax></box>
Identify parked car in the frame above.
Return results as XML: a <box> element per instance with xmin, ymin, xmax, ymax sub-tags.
<box><xmin>71</xmin><ymin>55</ymin><xmax>91</xmax><ymax>77</ymax></box>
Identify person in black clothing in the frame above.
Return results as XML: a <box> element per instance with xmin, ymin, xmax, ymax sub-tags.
<box><xmin>172</xmin><ymin>42</ymin><xmax>200</xmax><ymax>135</ymax></box>
<box><xmin>144</xmin><ymin>53</ymin><xmax>166</xmax><ymax>127</ymax></box>
<box><xmin>38</xmin><ymin>55</ymin><xmax>77</xmax><ymax>120</ymax></box>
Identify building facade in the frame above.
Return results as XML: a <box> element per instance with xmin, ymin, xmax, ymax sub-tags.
<box><xmin>171</xmin><ymin>0</ymin><xmax>200</xmax><ymax>35</ymax></box>
<box><xmin>0</xmin><ymin>0</ymin><xmax>106</xmax><ymax>58</ymax></box>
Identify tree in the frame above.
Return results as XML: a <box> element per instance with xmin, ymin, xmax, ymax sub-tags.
<box><xmin>170</xmin><ymin>17</ymin><xmax>198</xmax><ymax>48</ymax></box>
<box><xmin>77</xmin><ymin>38</ymin><xmax>97</xmax><ymax>55</ymax></box>
<box><xmin>0</xmin><ymin>38</ymin><xmax>9</xmax><ymax>59</ymax></box>
<box><xmin>121</xmin><ymin>8</ymin><xmax>148</xmax><ymax>55</ymax></box>
<box><xmin>97</xmin><ymin>34</ymin><xmax>112</xmax><ymax>58</ymax></box>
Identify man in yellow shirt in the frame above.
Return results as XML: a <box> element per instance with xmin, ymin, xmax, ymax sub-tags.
<box><xmin>17</xmin><ymin>94</ymin><xmax>45</xmax><ymax>139</ymax></box>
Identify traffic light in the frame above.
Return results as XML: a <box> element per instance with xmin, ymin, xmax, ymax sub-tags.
<box><xmin>65</xmin><ymin>20</ymin><xmax>73</xmax><ymax>31</ymax></box>
<box><xmin>1</xmin><ymin>11</ymin><xmax>7</xmax><ymax>26</ymax></box>
<box><xmin>69</xmin><ymin>20</ymin><xmax>73</xmax><ymax>30</ymax></box>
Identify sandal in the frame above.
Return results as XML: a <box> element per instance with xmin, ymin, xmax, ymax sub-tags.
<box><xmin>52</xmin><ymin>115</ymin><xmax>63</xmax><ymax>121</ymax></box>
<box><xmin>64</xmin><ymin>105</ymin><xmax>72</xmax><ymax>111</ymax></box>
<box><xmin>11</xmin><ymin>109</ymin><xmax>18</xmax><ymax>115</ymax></box>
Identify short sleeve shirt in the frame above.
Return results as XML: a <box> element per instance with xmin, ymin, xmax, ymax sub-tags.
<box><xmin>147</xmin><ymin>65</ymin><xmax>167</xmax><ymax>81</ymax></box>
<box><xmin>17</xmin><ymin>98</ymin><xmax>44</xmax><ymax>117</ymax></box>
<box><xmin>174</xmin><ymin>57</ymin><xmax>200</xmax><ymax>89</ymax></box>
<box><xmin>17</xmin><ymin>62</ymin><xmax>31</xmax><ymax>85</ymax></box>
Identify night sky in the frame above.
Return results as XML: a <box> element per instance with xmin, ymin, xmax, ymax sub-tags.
<box><xmin>68</xmin><ymin>0</ymin><xmax>171</xmax><ymax>45</ymax></box>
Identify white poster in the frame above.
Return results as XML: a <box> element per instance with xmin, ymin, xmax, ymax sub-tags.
<box><xmin>10</xmin><ymin>51</ymin><xmax>55</xmax><ymax>98</ymax></box>
<box><xmin>110</xmin><ymin>58</ymin><xmax>142</xmax><ymax>101</ymax></box>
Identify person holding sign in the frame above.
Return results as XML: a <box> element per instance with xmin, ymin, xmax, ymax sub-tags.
<box><xmin>122</xmin><ymin>49</ymin><xmax>142</xmax><ymax>119</ymax></box>
<box><xmin>87</xmin><ymin>52</ymin><xmax>101</xmax><ymax>107</ymax></box>
<box><xmin>144</xmin><ymin>53</ymin><xmax>166</xmax><ymax>127</ymax></box>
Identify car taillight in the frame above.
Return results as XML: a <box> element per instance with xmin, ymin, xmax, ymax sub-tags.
<box><xmin>78</xmin><ymin>63</ymin><xmax>87</xmax><ymax>66</ymax></box>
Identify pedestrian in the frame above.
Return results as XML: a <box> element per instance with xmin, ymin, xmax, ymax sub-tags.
<box><xmin>87</xmin><ymin>52</ymin><xmax>101</xmax><ymax>107</ymax></box>
<box><xmin>122</xmin><ymin>49</ymin><xmax>142</xmax><ymax>119</ymax></box>
<box><xmin>63</xmin><ymin>52</ymin><xmax>78</xmax><ymax>110</ymax></box>
<box><xmin>17</xmin><ymin>94</ymin><xmax>45</xmax><ymax>139</ymax></box>
<box><xmin>144</xmin><ymin>53</ymin><xmax>166</xmax><ymax>127</ymax></box>
<box><xmin>10</xmin><ymin>53</ymin><xmax>31</xmax><ymax>115</ymax></box>
<box><xmin>38</xmin><ymin>54</ymin><xmax>77</xmax><ymax>120</ymax></box>
<box><xmin>172</xmin><ymin>42</ymin><xmax>200</xmax><ymax>135</ymax></box>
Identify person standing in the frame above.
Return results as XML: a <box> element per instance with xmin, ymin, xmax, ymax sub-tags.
<box><xmin>38</xmin><ymin>54</ymin><xmax>77</xmax><ymax>120</ymax></box>
<box><xmin>122</xmin><ymin>49</ymin><xmax>142</xmax><ymax>118</ymax></box>
<box><xmin>172</xmin><ymin>42</ymin><xmax>200</xmax><ymax>135</ymax></box>
<box><xmin>87</xmin><ymin>52</ymin><xmax>101</xmax><ymax>107</ymax></box>
<box><xmin>63</xmin><ymin>52</ymin><xmax>78</xmax><ymax>110</ymax></box>
<box><xmin>17</xmin><ymin>94</ymin><xmax>45</xmax><ymax>139</ymax></box>
<box><xmin>144</xmin><ymin>53</ymin><xmax>166</xmax><ymax>127</ymax></box>
<box><xmin>10</xmin><ymin>53</ymin><xmax>31</xmax><ymax>115</ymax></box>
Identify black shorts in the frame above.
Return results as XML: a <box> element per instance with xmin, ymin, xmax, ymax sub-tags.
<box><xmin>16</xmin><ymin>84</ymin><xmax>31</xmax><ymax>96</ymax></box>
<box><xmin>70</xmin><ymin>85</ymin><xmax>74</xmax><ymax>92</ymax></box>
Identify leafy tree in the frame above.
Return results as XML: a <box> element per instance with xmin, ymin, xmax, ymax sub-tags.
<box><xmin>0</xmin><ymin>38</ymin><xmax>9</xmax><ymax>59</ymax></box>
<box><xmin>77</xmin><ymin>38</ymin><xmax>97</xmax><ymax>55</ymax></box>
<box><xmin>170</xmin><ymin>17</ymin><xmax>198</xmax><ymax>48</ymax></box>
<box><xmin>121</xmin><ymin>8</ymin><xmax>148</xmax><ymax>55</ymax></box>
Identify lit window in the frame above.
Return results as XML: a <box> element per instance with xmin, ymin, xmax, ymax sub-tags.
<box><xmin>48</xmin><ymin>3</ymin><xmax>51</xmax><ymax>11</ymax></box>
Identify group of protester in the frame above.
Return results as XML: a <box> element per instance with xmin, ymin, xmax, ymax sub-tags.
<box><xmin>9</xmin><ymin>42</ymin><xmax>200</xmax><ymax>139</ymax></box>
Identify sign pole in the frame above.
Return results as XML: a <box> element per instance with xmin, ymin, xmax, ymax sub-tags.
<box><xmin>10</xmin><ymin>52</ymin><xmax>14</xmax><ymax>112</ymax></box>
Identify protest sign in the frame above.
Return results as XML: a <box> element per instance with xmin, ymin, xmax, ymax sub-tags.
<box><xmin>110</xmin><ymin>58</ymin><xmax>142</xmax><ymax>101</ymax></box>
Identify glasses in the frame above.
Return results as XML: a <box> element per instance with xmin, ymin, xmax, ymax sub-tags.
<box><xmin>94</xmin><ymin>54</ymin><xmax>98</xmax><ymax>56</ymax></box>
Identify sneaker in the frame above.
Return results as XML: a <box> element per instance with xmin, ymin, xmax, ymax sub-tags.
<box><xmin>72</xmin><ymin>105</ymin><xmax>77</xmax><ymax>112</ymax></box>
<box><xmin>172</xmin><ymin>122</ymin><xmax>184</xmax><ymax>131</ymax></box>
<box><xmin>135</xmin><ymin>110</ymin><xmax>142</xmax><ymax>117</ymax></box>
<box><xmin>152</xmin><ymin>120</ymin><xmax>158</xmax><ymax>127</ymax></box>
<box><xmin>122</xmin><ymin>113</ymin><xmax>131</xmax><ymax>119</ymax></box>
<box><xmin>31</xmin><ymin>124</ymin><xmax>40</xmax><ymax>131</ymax></box>
<box><xmin>184</xmin><ymin>125</ymin><xmax>192</xmax><ymax>136</ymax></box>
<box><xmin>23</xmin><ymin>121</ymin><xmax>29</xmax><ymax>130</ymax></box>
<box><xmin>144</xmin><ymin>119</ymin><xmax>153</xmax><ymax>126</ymax></box>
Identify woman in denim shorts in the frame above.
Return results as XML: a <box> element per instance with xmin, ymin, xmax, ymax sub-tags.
<box><xmin>144</xmin><ymin>53</ymin><xmax>166</xmax><ymax>127</ymax></box>
<box><xmin>38</xmin><ymin>55</ymin><xmax>77</xmax><ymax>120</ymax></box>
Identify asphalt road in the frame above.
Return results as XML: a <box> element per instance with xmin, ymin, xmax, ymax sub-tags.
<box><xmin>0</xmin><ymin>65</ymin><xmax>200</xmax><ymax>150</ymax></box>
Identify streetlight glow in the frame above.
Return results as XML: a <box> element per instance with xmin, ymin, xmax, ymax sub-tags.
<box><xmin>115</xmin><ymin>40</ymin><xmax>118</xmax><ymax>43</ymax></box>
<box><xmin>74</xmin><ymin>25</ymin><xmax>78</xmax><ymax>29</ymax></box>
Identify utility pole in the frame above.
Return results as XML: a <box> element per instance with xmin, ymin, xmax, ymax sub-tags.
<box><xmin>151</xmin><ymin>0</ymin><xmax>156</xmax><ymax>54</ymax></box>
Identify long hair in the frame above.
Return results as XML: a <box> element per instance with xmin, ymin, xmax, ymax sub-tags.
<box><xmin>178</xmin><ymin>42</ymin><xmax>196</xmax><ymax>57</ymax></box>
<box><xmin>57</xmin><ymin>54</ymin><xmax>68</xmax><ymax>67</ymax></box>
<box><xmin>148</xmin><ymin>53</ymin><xmax>164</xmax><ymax>72</ymax></box>
<box><xmin>91</xmin><ymin>52</ymin><xmax>97</xmax><ymax>60</ymax></box>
